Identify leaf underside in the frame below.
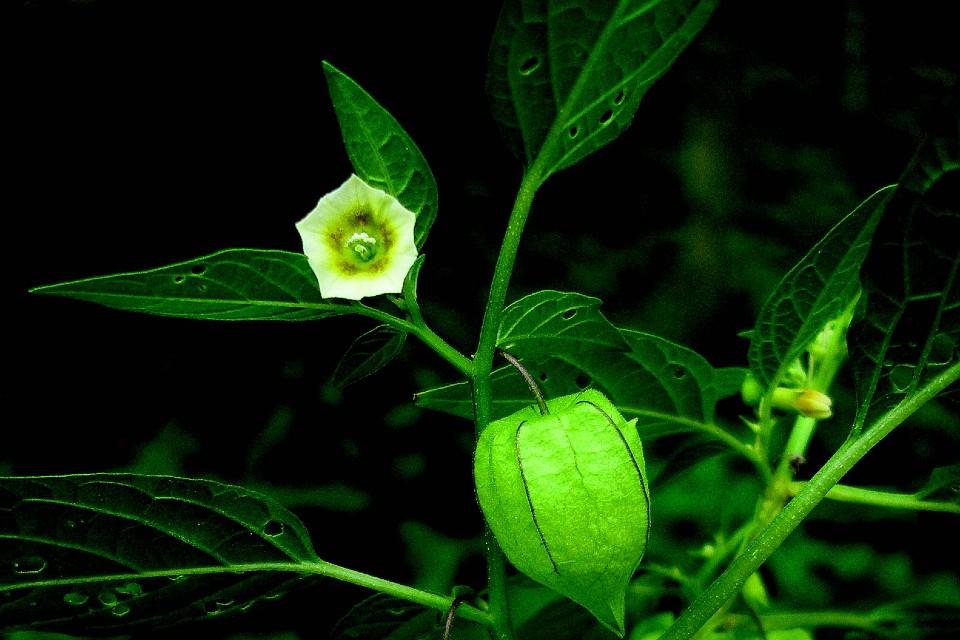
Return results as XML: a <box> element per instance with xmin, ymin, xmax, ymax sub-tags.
<box><xmin>30</xmin><ymin>249</ymin><xmax>351</xmax><ymax>321</ymax></box>
<box><xmin>851</xmin><ymin>108</ymin><xmax>960</xmax><ymax>431</ymax></box>
<box><xmin>324</xmin><ymin>62</ymin><xmax>439</xmax><ymax>249</ymax></box>
<box><xmin>333</xmin><ymin>325</ymin><xmax>408</xmax><ymax>389</ymax></box>
<box><xmin>330</xmin><ymin>593</ymin><xmax>440</xmax><ymax>640</ymax></box>
<box><xmin>417</xmin><ymin>290</ymin><xmax>745</xmax><ymax>438</ymax></box>
<box><xmin>488</xmin><ymin>0</ymin><xmax>719</xmax><ymax>178</ymax></box>
<box><xmin>748</xmin><ymin>186</ymin><xmax>894</xmax><ymax>391</ymax></box>
<box><xmin>0</xmin><ymin>474</ymin><xmax>318</xmax><ymax>634</ymax></box>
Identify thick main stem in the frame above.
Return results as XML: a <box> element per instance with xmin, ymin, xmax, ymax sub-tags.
<box><xmin>660</xmin><ymin>362</ymin><xmax>960</xmax><ymax>639</ymax></box>
<box><xmin>472</xmin><ymin>167</ymin><xmax>544</xmax><ymax>640</ymax></box>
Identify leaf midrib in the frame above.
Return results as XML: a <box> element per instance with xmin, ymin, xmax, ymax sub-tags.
<box><xmin>16</xmin><ymin>495</ymin><xmax>299</xmax><ymax>563</ymax></box>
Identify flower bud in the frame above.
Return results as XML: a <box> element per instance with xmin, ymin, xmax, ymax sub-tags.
<box><xmin>474</xmin><ymin>389</ymin><xmax>650</xmax><ymax>636</ymax></box>
<box><xmin>741</xmin><ymin>373</ymin><xmax>763</xmax><ymax>406</ymax></box>
<box><xmin>771</xmin><ymin>387</ymin><xmax>833</xmax><ymax>419</ymax></box>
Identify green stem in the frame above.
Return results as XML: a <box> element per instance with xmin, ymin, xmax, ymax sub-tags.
<box><xmin>660</xmin><ymin>361</ymin><xmax>960</xmax><ymax>640</ymax></box>
<box><xmin>471</xmin><ymin>166</ymin><xmax>545</xmax><ymax>640</ymax></box>
<box><xmin>0</xmin><ymin>561</ymin><xmax>494</xmax><ymax>627</ymax></box>
<box><xmin>723</xmin><ymin>610</ymin><xmax>888</xmax><ymax>636</ymax></box>
<box><xmin>791</xmin><ymin>481</ymin><xmax>960</xmax><ymax>514</ymax></box>
<box><xmin>353</xmin><ymin>303</ymin><xmax>473</xmax><ymax>377</ymax></box>
<box><xmin>781</xmin><ymin>415</ymin><xmax>817</xmax><ymax>461</ymax></box>
<box><xmin>625</xmin><ymin>408</ymin><xmax>771</xmax><ymax>482</ymax></box>
<box><xmin>474</xmin><ymin>168</ymin><xmax>544</xmax><ymax>431</ymax></box>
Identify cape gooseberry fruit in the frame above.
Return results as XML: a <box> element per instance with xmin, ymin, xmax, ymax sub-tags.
<box><xmin>474</xmin><ymin>389</ymin><xmax>650</xmax><ymax>636</ymax></box>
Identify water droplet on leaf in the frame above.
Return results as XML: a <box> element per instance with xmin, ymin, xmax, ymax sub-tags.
<box><xmin>111</xmin><ymin>602</ymin><xmax>132</xmax><ymax>617</ymax></box>
<box><xmin>63</xmin><ymin>592</ymin><xmax>89</xmax><ymax>606</ymax></box>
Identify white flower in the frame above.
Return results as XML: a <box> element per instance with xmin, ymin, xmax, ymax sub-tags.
<box><xmin>296</xmin><ymin>174</ymin><xmax>418</xmax><ymax>300</ymax></box>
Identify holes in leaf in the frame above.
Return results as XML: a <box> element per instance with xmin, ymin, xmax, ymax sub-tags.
<box><xmin>263</xmin><ymin>520</ymin><xmax>285</xmax><ymax>537</ymax></box>
<box><xmin>12</xmin><ymin>556</ymin><xmax>46</xmax><ymax>575</ymax></box>
<box><xmin>672</xmin><ymin>366</ymin><xmax>687</xmax><ymax>380</ymax></box>
<box><xmin>538</xmin><ymin>371</ymin><xmax>548</xmax><ymax>383</ymax></box>
<box><xmin>929</xmin><ymin>333</ymin><xmax>956</xmax><ymax>365</ymax></box>
<box><xmin>575</xmin><ymin>372</ymin><xmax>591</xmax><ymax>389</ymax></box>
<box><xmin>613</xmin><ymin>90</ymin><xmax>626</xmax><ymax>105</ymax></box>
<box><xmin>599</xmin><ymin>109</ymin><xmax>614</xmax><ymax>125</ymax></box>
<box><xmin>97</xmin><ymin>590</ymin><xmax>118</xmax><ymax>607</ymax></box>
<box><xmin>197</xmin><ymin>284</ymin><xmax>208</xmax><ymax>292</ymax></box>
<box><xmin>889</xmin><ymin>364</ymin><xmax>914</xmax><ymax>393</ymax></box>
<box><xmin>568</xmin><ymin>126</ymin><xmax>579</xmax><ymax>139</ymax></box>
<box><xmin>519</xmin><ymin>56</ymin><xmax>541</xmax><ymax>76</ymax></box>
<box><xmin>191</xmin><ymin>264</ymin><xmax>207</xmax><ymax>275</ymax></box>
<box><xmin>173</xmin><ymin>275</ymin><xmax>186</xmax><ymax>284</ymax></box>
<box><xmin>562</xmin><ymin>309</ymin><xmax>577</xmax><ymax>320</ymax></box>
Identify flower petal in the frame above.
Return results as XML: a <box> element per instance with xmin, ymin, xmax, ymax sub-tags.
<box><xmin>296</xmin><ymin>174</ymin><xmax>419</xmax><ymax>300</ymax></box>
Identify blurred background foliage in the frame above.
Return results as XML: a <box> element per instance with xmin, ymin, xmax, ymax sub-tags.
<box><xmin>10</xmin><ymin>0</ymin><xmax>959</xmax><ymax>638</ymax></box>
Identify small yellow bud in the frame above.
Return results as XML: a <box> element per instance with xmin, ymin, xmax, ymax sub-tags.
<box><xmin>771</xmin><ymin>387</ymin><xmax>833</xmax><ymax>419</ymax></box>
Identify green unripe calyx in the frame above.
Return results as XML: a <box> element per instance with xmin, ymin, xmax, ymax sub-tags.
<box><xmin>474</xmin><ymin>389</ymin><xmax>650</xmax><ymax>636</ymax></box>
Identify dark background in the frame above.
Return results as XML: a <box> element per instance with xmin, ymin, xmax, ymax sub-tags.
<box><xmin>10</xmin><ymin>0</ymin><xmax>960</xmax><ymax>637</ymax></box>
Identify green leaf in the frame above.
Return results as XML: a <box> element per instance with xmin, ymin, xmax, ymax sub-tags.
<box><xmin>650</xmin><ymin>438</ymin><xmax>730</xmax><ymax>487</ymax></box>
<box><xmin>324</xmin><ymin>62</ymin><xmax>438</xmax><ymax>249</ymax></box>
<box><xmin>851</xmin><ymin>110</ymin><xmax>960</xmax><ymax>433</ymax></box>
<box><xmin>748</xmin><ymin>186</ymin><xmax>894</xmax><ymax>391</ymax></box>
<box><xmin>0</xmin><ymin>474</ymin><xmax>318</xmax><ymax>634</ymax></box>
<box><xmin>914</xmin><ymin>464</ymin><xmax>960</xmax><ymax>504</ymax></box>
<box><xmin>487</xmin><ymin>0</ymin><xmax>718</xmax><ymax>179</ymax></box>
<box><xmin>498</xmin><ymin>290</ymin><xmax>629</xmax><ymax>353</ymax></box>
<box><xmin>330</xmin><ymin>594</ymin><xmax>436</xmax><ymax>640</ymax></box>
<box><xmin>401</xmin><ymin>255</ymin><xmax>426</xmax><ymax>325</ymax></box>
<box><xmin>333</xmin><ymin>325</ymin><xmax>408</xmax><ymax>389</ymax></box>
<box><xmin>417</xmin><ymin>291</ymin><xmax>742</xmax><ymax>439</ymax></box>
<box><xmin>30</xmin><ymin>249</ymin><xmax>353</xmax><ymax>320</ymax></box>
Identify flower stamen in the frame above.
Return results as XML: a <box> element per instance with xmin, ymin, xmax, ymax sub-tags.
<box><xmin>346</xmin><ymin>231</ymin><xmax>378</xmax><ymax>262</ymax></box>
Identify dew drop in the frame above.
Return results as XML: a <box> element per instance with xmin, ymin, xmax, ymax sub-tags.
<box><xmin>673</xmin><ymin>366</ymin><xmax>687</xmax><ymax>380</ymax></box>
<box><xmin>167</xmin><ymin>575</ymin><xmax>186</xmax><ymax>582</ymax></box>
<box><xmin>12</xmin><ymin>556</ymin><xmax>47</xmax><ymax>575</ymax></box>
<box><xmin>97</xmin><ymin>590</ymin><xmax>119</xmax><ymax>608</ymax></box>
<box><xmin>173</xmin><ymin>275</ymin><xmax>186</xmax><ymax>284</ymax></box>
<box><xmin>599</xmin><ymin>109</ymin><xmax>614</xmax><ymax>124</ymax></box>
<box><xmin>562</xmin><ymin>309</ymin><xmax>577</xmax><ymax>320</ymax></box>
<box><xmin>111</xmin><ymin>602</ymin><xmax>132</xmax><ymax>617</ymax></box>
<box><xmin>613</xmin><ymin>90</ymin><xmax>626</xmax><ymax>105</ymax></box>
<box><xmin>538</xmin><ymin>371</ymin><xmax>548</xmax><ymax>382</ymax></box>
<box><xmin>63</xmin><ymin>592</ymin><xmax>89</xmax><ymax>606</ymax></box>
<box><xmin>263</xmin><ymin>520</ymin><xmax>285</xmax><ymax>537</ymax></box>
<box><xmin>568</xmin><ymin>126</ymin><xmax>579</xmax><ymax>139</ymax></box>
<box><xmin>191</xmin><ymin>264</ymin><xmax>208</xmax><ymax>275</ymax></box>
